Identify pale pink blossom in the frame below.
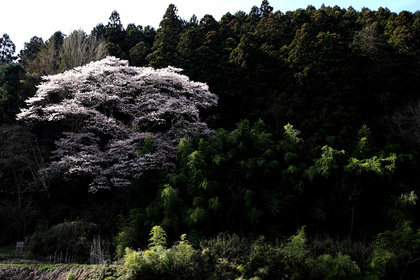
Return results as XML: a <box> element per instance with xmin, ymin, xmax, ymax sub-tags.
<box><xmin>17</xmin><ymin>56</ymin><xmax>218</xmax><ymax>191</ymax></box>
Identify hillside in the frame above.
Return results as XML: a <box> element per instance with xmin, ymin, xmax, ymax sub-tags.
<box><xmin>0</xmin><ymin>1</ymin><xmax>420</xmax><ymax>279</ymax></box>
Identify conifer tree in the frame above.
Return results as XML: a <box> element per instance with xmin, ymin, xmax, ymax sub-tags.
<box><xmin>147</xmin><ymin>4</ymin><xmax>183</xmax><ymax>68</ymax></box>
<box><xmin>0</xmin><ymin>33</ymin><xmax>16</xmax><ymax>65</ymax></box>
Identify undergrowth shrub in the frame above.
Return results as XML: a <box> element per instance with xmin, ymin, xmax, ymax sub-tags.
<box><xmin>245</xmin><ymin>236</ymin><xmax>272</xmax><ymax>279</ymax></box>
<box><xmin>169</xmin><ymin>234</ymin><xmax>198</xmax><ymax>277</ymax></box>
<box><xmin>281</xmin><ymin>226</ymin><xmax>309</xmax><ymax>280</ymax></box>
<box><xmin>115</xmin><ymin>229</ymin><xmax>136</xmax><ymax>260</ymax></box>
<box><xmin>307</xmin><ymin>234</ymin><xmax>372</xmax><ymax>273</ymax></box>
<box><xmin>200</xmin><ymin>228</ymin><xmax>309</xmax><ymax>280</ymax></box>
<box><xmin>66</xmin><ymin>273</ymin><xmax>77</xmax><ymax>280</ymax></box>
<box><xmin>200</xmin><ymin>232</ymin><xmax>250</xmax><ymax>279</ymax></box>
<box><xmin>27</xmin><ymin>220</ymin><xmax>100</xmax><ymax>261</ymax></box>
<box><xmin>121</xmin><ymin>224</ymin><xmax>420</xmax><ymax>279</ymax></box>
<box><xmin>365</xmin><ymin>220</ymin><xmax>420</xmax><ymax>279</ymax></box>
<box><xmin>124</xmin><ymin>226</ymin><xmax>200</xmax><ymax>280</ymax></box>
<box><xmin>306</xmin><ymin>252</ymin><xmax>361</xmax><ymax>280</ymax></box>
<box><xmin>366</xmin><ymin>248</ymin><xmax>397</xmax><ymax>280</ymax></box>
<box><xmin>235</xmin><ymin>235</ymin><xmax>284</xmax><ymax>280</ymax></box>
<box><xmin>201</xmin><ymin>232</ymin><xmax>251</xmax><ymax>263</ymax></box>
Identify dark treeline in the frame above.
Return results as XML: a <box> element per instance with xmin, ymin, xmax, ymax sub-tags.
<box><xmin>1</xmin><ymin>1</ymin><xmax>420</xmax><ymax>278</ymax></box>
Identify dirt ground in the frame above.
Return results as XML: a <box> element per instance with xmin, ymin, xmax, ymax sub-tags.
<box><xmin>0</xmin><ymin>264</ymin><xmax>72</xmax><ymax>280</ymax></box>
<box><xmin>0</xmin><ymin>261</ymin><xmax>126</xmax><ymax>280</ymax></box>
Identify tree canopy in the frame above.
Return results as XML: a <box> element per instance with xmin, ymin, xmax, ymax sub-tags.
<box><xmin>17</xmin><ymin>56</ymin><xmax>217</xmax><ymax>190</ymax></box>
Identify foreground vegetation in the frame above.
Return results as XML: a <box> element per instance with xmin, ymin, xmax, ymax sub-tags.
<box><xmin>120</xmin><ymin>225</ymin><xmax>420</xmax><ymax>280</ymax></box>
<box><xmin>1</xmin><ymin>1</ymin><xmax>420</xmax><ymax>279</ymax></box>
<box><xmin>2</xmin><ymin>224</ymin><xmax>419</xmax><ymax>279</ymax></box>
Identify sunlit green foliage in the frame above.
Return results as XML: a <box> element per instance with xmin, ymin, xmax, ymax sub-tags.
<box><xmin>124</xmin><ymin>226</ymin><xmax>199</xmax><ymax>280</ymax></box>
<box><xmin>307</xmin><ymin>252</ymin><xmax>360</xmax><ymax>280</ymax></box>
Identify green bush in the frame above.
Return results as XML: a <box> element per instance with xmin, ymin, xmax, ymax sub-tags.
<box><xmin>281</xmin><ymin>226</ymin><xmax>309</xmax><ymax>280</ymax></box>
<box><xmin>66</xmin><ymin>273</ymin><xmax>77</xmax><ymax>280</ymax></box>
<box><xmin>200</xmin><ymin>232</ymin><xmax>251</xmax><ymax>265</ymax></box>
<box><xmin>27</xmin><ymin>220</ymin><xmax>100</xmax><ymax>261</ymax></box>
<box><xmin>200</xmin><ymin>233</ymin><xmax>251</xmax><ymax>279</ymax></box>
<box><xmin>124</xmin><ymin>226</ymin><xmax>200</xmax><ymax>280</ymax></box>
<box><xmin>124</xmin><ymin>245</ymin><xmax>170</xmax><ymax>279</ymax></box>
<box><xmin>307</xmin><ymin>234</ymin><xmax>372</xmax><ymax>270</ymax></box>
<box><xmin>366</xmin><ymin>248</ymin><xmax>397</xmax><ymax>280</ymax></box>
<box><xmin>121</xmin><ymin>225</ymin><xmax>420</xmax><ymax>279</ymax></box>
<box><xmin>306</xmin><ymin>252</ymin><xmax>360</xmax><ymax>280</ymax></box>
<box><xmin>365</xmin><ymin>221</ymin><xmax>420</xmax><ymax>279</ymax></box>
<box><xmin>115</xmin><ymin>230</ymin><xmax>136</xmax><ymax>260</ymax></box>
<box><xmin>169</xmin><ymin>234</ymin><xmax>197</xmax><ymax>277</ymax></box>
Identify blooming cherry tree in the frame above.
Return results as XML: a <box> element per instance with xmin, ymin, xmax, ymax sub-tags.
<box><xmin>17</xmin><ymin>56</ymin><xmax>218</xmax><ymax>191</ymax></box>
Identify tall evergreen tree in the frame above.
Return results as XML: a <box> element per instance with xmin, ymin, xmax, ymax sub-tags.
<box><xmin>0</xmin><ymin>63</ymin><xmax>35</xmax><ymax>122</ymax></box>
<box><xmin>260</xmin><ymin>0</ymin><xmax>274</xmax><ymax>17</ymax></box>
<box><xmin>104</xmin><ymin>10</ymin><xmax>127</xmax><ymax>57</ymax></box>
<box><xmin>19</xmin><ymin>36</ymin><xmax>44</xmax><ymax>67</ymax></box>
<box><xmin>0</xmin><ymin>34</ymin><xmax>16</xmax><ymax>65</ymax></box>
<box><xmin>147</xmin><ymin>4</ymin><xmax>183</xmax><ymax>68</ymax></box>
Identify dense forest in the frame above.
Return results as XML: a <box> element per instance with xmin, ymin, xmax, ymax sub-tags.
<box><xmin>1</xmin><ymin>1</ymin><xmax>420</xmax><ymax>279</ymax></box>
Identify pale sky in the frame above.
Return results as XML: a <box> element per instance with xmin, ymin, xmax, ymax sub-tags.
<box><xmin>2</xmin><ymin>0</ymin><xmax>420</xmax><ymax>53</ymax></box>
